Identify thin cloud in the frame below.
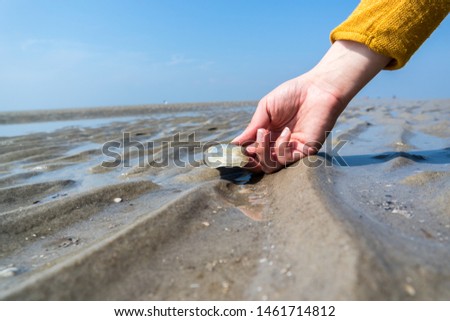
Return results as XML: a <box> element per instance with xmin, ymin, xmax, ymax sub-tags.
<box><xmin>166</xmin><ymin>54</ymin><xmax>195</xmax><ymax>66</ymax></box>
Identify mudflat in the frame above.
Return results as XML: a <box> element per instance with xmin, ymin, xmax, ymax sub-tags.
<box><xmin>0</xmin><ymin>99</ymin><xmax>449</xmax><ymax>300</ymax></box>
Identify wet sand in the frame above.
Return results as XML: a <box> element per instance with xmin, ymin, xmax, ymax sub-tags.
<box><xmin>0</xmin><ymin>99</ymin><xmax>449</xmax><ymax>300</ymax></box>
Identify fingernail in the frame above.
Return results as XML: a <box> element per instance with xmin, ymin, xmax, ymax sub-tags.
<box><xmin>245</xmin><ymin>143</ymin><xmax>256</xmax><ymax>155</ymax></box>
<box><xmin>257</xmin><ymin>128</ymin><xmax>265</xmax><ymax>142</ymax></box>
<box><xmin>280</xmin><ymin>127</ymin><xmax>290</xmax><ymax>137</ymax></box>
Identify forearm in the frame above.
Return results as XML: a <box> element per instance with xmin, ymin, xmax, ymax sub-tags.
<box><xmin>309</xmin><ymin>40</ymin><xmax>391</xmax><ymax>109</ymax></box>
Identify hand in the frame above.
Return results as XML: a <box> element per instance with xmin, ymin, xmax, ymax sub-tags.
<box><xmin>232</xmin><ymin>40</ymin><xmax>391</xmax><ymax>173</ymax></box>
<box><xmin>232</xmin><ymin>75</ymin><xmax>344</xmax><ymax>173</ymax></box>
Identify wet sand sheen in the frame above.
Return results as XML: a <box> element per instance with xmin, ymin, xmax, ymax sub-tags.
<box><xmin>0</xmin><ymin>99</ymin><xmax>449</xmax><ymax>300</ymax></box>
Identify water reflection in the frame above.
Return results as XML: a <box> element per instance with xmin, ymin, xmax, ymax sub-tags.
<box><xmin>320</xmin><ymin>147</ymin><xmax>450</xmax><ymax>167</ymax></box>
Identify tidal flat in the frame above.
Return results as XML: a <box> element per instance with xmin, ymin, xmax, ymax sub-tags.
<box><xmin>0</xmin><ymin>99</ymin><xmax>449</xmax><ymax>300</ymax></box>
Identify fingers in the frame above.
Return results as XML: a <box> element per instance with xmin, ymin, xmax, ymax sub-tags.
<box><xmin>274</xmin><ymin>127</ymin><xmax>294</xmax><ymax>165</ymax></box>
<box><xmin>241</xmin><ymin>124</ymin><xmax>323</xmax><ymax>174</ymax></box>
<box><xmin>243</xmin><ymin>156</ymin><xmax>263</xmax><ymax>173</ymax></box>
<box><xmin>244</xmin><ymin>129</ymin><xmax>273</xmax><ymax>173</ymax></box>
<box><xmin>290</xmin><ymin>140</ymin><xmax>321</xmax><ymax>160</ymax></box>
<box><xmin>255</xmin><ymin>128</ymin><xmax>279</xmax><ymax>173</ymax></box>
<box><xmin>245</xmin><ymin>127</ymin><xmax>297</xmax><ymax>173</ymax></box>
<box><xmin>245</xmin><ymin>143</ymin><xmax>257</xmax><ymax>155</ymax></box>
<box><xmin>231</xmin><ymin>102</ymin><xmax>270</xmax><ymax>145</ymax></box>
<box><xmin>245</xmin><ymin>127</ymin><xmax>321</xmax><ymax>173</ymax></box>
<box><xmin>274</xmin><ymin>127</ymin><xmax>315</xmax><ymax>166</ymax></box>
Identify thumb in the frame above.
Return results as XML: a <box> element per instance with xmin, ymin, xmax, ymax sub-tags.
<box><xmin>232</xmin><ymin>105</ymin><xmax>270</xmax><ymax>145</ymax></box>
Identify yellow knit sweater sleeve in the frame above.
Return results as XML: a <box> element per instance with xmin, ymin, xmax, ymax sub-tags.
<box><xmin>330</xmin><ymin>0</ymin><xmax>449</xmax><ymax>70</ymax></box>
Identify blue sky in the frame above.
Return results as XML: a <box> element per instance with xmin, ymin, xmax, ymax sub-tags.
<box><xmin>0</xmin><ymin>0</ymin><xmax>448</xmax><ymax>111</ymax></box>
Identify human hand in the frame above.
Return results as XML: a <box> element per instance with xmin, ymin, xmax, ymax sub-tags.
<box><xmin>232</xmin><ymin>75</ymin><xmax>344</xmax><ymax>173</ymax></box>
<box><xmin>232</xmin><ymin>40</ymin><xmax>390</xmax><ymax>173</ymax></box>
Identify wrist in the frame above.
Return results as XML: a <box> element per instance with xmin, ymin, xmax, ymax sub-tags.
<box><xmin>310</xmin><ymin>40</ymin><xmax>391</xmax><ymax>108</ymax></box>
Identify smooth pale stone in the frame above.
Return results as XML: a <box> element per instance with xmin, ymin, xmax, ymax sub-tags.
<box><xmin>204</xmin><ymin>144</ymin><xmax>250</xmax><ymax>168</ymax></box>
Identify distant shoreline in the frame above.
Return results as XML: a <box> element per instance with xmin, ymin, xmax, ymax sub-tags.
<box><xmin>0</xmin><ymin>101</ymin><xmax>258</xmax><ymax>124</ymax></box>
<box><xmin>1</xmin><ymin>98</ymin><xmax>449</xmax><ymax>125</ymax></box>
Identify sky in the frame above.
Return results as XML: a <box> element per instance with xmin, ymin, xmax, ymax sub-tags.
<box><xmin>0</xmin><ymin>0</ymin><xmax>449</xmax><ymax>111</ymax></box>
